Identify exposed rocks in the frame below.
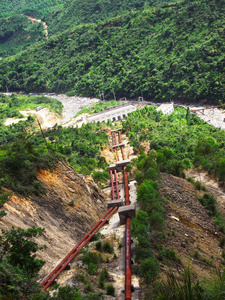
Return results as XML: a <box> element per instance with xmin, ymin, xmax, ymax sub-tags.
<box><xmin>0</xmin><ymin>161</ymin><xmax>107</xmax><ymax>280</ymax></box>
<box><xmin>158</xmin><ymin>172</ymin><xmax>224</xmax><ymax>280</ymax></box>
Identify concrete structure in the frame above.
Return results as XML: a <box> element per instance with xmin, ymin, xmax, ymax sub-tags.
<box><xmin>86</xmin><ymin>104</ymin><xmax>136</xmax><ymax>123</ymax></box>
<box><xmin>108</xmin><ymin>159</ymin><xmax>131</xmax><ymax>172</ymax></box>
<box><xmin>112</xmin><ymin>143</ymin><xmax>125</xmax><ymax>149</ymax></box>
<box><xmin>107</xmin><ymin>199</ymin><xmax>123</xmax><ymax>209</ymax></box>
<box><xmin>118</xmin><ymin>204</ymin><xmax>136</xmax><ymax>225</ymax></box>
<box><xmin>156</xmin><ymin>102</ymin><xmax>174</xmax><ymax>115</ymax></box>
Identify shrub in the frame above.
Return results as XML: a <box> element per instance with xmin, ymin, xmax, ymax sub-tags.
<box><xmin>106</xmin><ymin>284</ymin><xmax>115</xmax><ymax>296</ymax></box>
<box><xmin>194</xmin><ymin>251</ymin><xmax>200</xmax><ymax>259</ymax></box>
<box><xmin>198</xmin><ymin>193</ymin><xmax>217</xmax><ymax>216</ymax></box>
<box><xmin>156</xmin><ymin>266</ymin><xmax>205</xmax><ymax>300</ymax></box>
<box><xmin>0</xmin><ymin>226</ymin><xmax>45</xmax><ymax>277</ymax></box>
<box><xmin>96</xmin><ymin>241</ymin><xmax>102</xmax><ymax>252</ymax></box>
<box><xmin>85</xmin><ymin>282</ymin><xmax>93</xmax><ymax>293</ymax></box>
<box><xmin>138</xmin><ymin>257</ymin><xmax>159</xmax><ymax>283</ymax></box>
<box><xmin>220</xmin><ymin>237</ymin><xmax>225</xmax><ymax>248</ymax></box>
<box><xmin>90</xmin><ymin>232</ymin><xmax>105</xmax><ymax>242</ymax></box>
<box><xmin>93</xmin><ymin>171</ymin><xmax>110</xmax><ymax>183</ymax></box>
<box><xmin>88</xmin><ymin>293</ymin><xmax>102</xmax><ymax>300</ymax></box>
<box><xmin>102</xmin><ymin>241</ymin><xmax>113</xmax><ymax>253</ymax></box>
<box><xmin>214</xmin><ymin>215</ymin><xmax>225</xmax><ymax>233</ymax></box>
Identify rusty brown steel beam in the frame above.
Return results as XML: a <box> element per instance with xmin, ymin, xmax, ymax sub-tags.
<box><xmin>41</xmin><ymin>207</ymin><xmax>115</xmax><ymax>289</ymax></box>
<box><xmin>118</xmin><ymin>131</ymin><xmax>126</xmax><ymax>160</ymax></box>
<box><xmin>114</xmin><ymin>169</ymin><xmax>120</xmax><ymax>199</ymax></box>
<box><xmin>110</xmin><ymin>169</ymin><xmax>115</xmax><ymax>200</ymax></box>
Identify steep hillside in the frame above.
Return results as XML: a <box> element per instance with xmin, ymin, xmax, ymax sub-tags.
<box><xmin>0</xmin><ymin>0</ymin><xmax>67</xmax><ymax>19</ymax></box>
<box><xmin>0</xmin><ymin>160</ymin><xmax>107</xmax><ymax>279</ymax></box>
<box><xmin>0</xmin><ymin>0</ymin><xmax>225</xmax><ymax>103</ymax></box>
<box><xmin>0</xmin><ymin>0</ymin><xmax>173</xmax><ymax>57</ymax></box>
<box><xmin>45</xmin><ymin>0</ymin><xmax>173</xmax><ymax>35</ymax></box>
<box><xmin>0</xmin><ymin>14</ymin><xmax>46</xmax><ymax>57</ymax></box>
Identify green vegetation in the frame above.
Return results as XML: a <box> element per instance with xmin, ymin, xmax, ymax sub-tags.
<box><xmin>0</xmin><ymin>94</ymin><xmax>63</xmax><ymax>124</ymax></box>
<box><xmin>0</xmin><ymin>226</ymin><xmax>45</xmax><ymax>277</ymax></box>
<box><xmin>0</xmin><ymin>132</ymin><xmax>59</xmax><ymax>195</ymax></box>
<box><xmin>0</xmin><ymin>94</ymin><xmax>109</xmax><ymax>195</ymax></box>
<box><xmin>123</xmin><ymin>106</ymin><xmax>225</xmax><ymax>182</ymax></box>
<box><xmin>95</xmin><ymin>241</ymin><xmax>114</xmax><ymax>253</ymax></box>
<box><xmin>98</xmin><ymin>268</ymin><xmax>109</xmax><ymax>289</ymax></box>
<box><xmin>51</xmin><ymin>286</ymin><xmax>85</xmax><ymax>300</ymax></box>
<box><xmin>0</xmin><ymin>192</ymin><xmax>10</xmax><ymax>217</ymax></box>
<box><xmin>0</xmin><ymin>14</ymin><xmax>46</xmax><ymax>57</ymax></box>
<box><xmin>75</xmin><ymin>100</ymin><xmax>125</xmax><ymax>118</ymax></box>
<box><xmin>156</xmin><ymin>244</ymin><xmax>182</xmax><ymax>264</ymax></box>
<box><xmin>81</xmin><ymin>249</ymin><xmax>103</xmax><ymax>275</ymax></box>
<box><xmin>1</xmin><ymin>0</ymin><xmax>225</xmax><ymax>102</ymax></box>
<box><xmin>106</xmin><ymin>284</ymin><xmax>115</xmax><ymax>296</ymax></box>
<box><xmin>45</xmin><ymin>0</ymin><xmax>171</xmax><ymax>36</ymax></box>
<box><xmin>0</xmin><ymin>0</ymin><xmax>66</xmax><ymax>19</ymax></box>
<box><xmin>131</xmin><ymin>151</ymin><xmax>164</xmax><ymax>283</ymax></box>
<box><xmin>0</xmin><ymin>226</ymin><xmax>48</xmax><ymax>299</ymax></box>
<box><xmin>156</xmin><ymin>266</ymin><xmax>205</xmax><ymax>300</ymax></box>
<box><xmin>198</xmin><ymin>193</ymin><xmax>225</xmax><ymax>233</ymax></box>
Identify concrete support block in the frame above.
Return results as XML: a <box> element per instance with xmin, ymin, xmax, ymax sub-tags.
<box><xmin>112</xmin><ymin>143</ymin><xmax>125</xmax><ymax>149</ymax></box>
<box><xmin>118</xmin><ymin>204</ymin><xmax>136</xmax><ymax>225</ymax></box>
<box><xmin>107</xmin><ymin>199</ymin><xmax>123</xmax><ymax>209</ymax></box>
<box><xmin>108</xmin><ymin>164</ymin><xmax>117</xmax><ymax>171</ymax></box>
<box><xmin>116</xmin><ymin>159</ymin><xmax>131</xmax><ymax>168</ymax></box>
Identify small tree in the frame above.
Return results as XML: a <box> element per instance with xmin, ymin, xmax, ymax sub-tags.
<box><xmin>0</xmin><ymin>226</ymin><xmax>45</xmax><ymax>277</ymax></box>
<box><xmin>0</xmin><ymin>192</ymin><xmax>10</xmax><ymax>217</ymax></box>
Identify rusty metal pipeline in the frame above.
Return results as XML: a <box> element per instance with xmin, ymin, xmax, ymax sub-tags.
<box><xmin>114</xmin><ymin>169</ymin><xmax>120</xmax><ymax>199</ymax></box>
<box><xmin>125</xmin><ymin>217</ymin><xmax>132</xmax><ymax>300</ymax></box>
<box><xmin>118</xmin><ymin>131</ymin><xmax>126</xmax><ymax>160</ymax></box>
<box><xmin>41</xmin><ymin>206</ymin><xmax>117</xmax><ymax>290</ymax></box>
<box><xmin>110</xmin><ymin>170</ymin><xmax>115</xmax><ymax>200</ymax></box>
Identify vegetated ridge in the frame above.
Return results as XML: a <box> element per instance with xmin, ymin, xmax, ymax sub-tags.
<box><xmin>0</xmin><ymin>0</ymin><xmax>225</xmax><ymax>103</ymax></box>
<box><xmin>0</xmin><ymin>0</ymin><xmax>175</xmax><ymax>57</ymax></box>
<box><xmin>0</xmin><ymin>14</ymin><xmax>47</xmax><ymax>57</ymax></box>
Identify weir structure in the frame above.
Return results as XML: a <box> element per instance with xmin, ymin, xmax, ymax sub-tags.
<box><xmin>40</xmin><ymin>129</ymin><xmax>136</xmax><ymax>299</ymax></box>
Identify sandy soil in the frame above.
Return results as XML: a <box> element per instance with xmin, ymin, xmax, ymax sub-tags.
<box><xmin>4</xmin><ymin>107</ymin><xmax>60</xmax><ymax>129</ymax></box>
<box><xmin>191</xmin><ymin>107</ymin><xmax>225</xmax><ymax>129</ymax></box>
<box><xmin>43</xmin><ymin>94</ymin><xmax>99</xmax><ymax>124</ymax></box>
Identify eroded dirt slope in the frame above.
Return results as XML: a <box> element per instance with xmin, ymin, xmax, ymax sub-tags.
<box><xmin>158</xmin><ymin>173</ymin><xmax>224</xmax><ymax>280</ymax></box>
<box><xmin>0</xmin><ymin>161</ymin><xmax>107</xmax><ymax>280</ymax></box>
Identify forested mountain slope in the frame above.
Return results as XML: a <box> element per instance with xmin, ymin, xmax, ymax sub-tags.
<box><xmin>0</xmin><ymin>0</ymin><xmax>173</xmax><ymax>57</ymax></box>
<box><xmin>45</xmin><ymin>0</ymin><xmax>173</xmax><ymax>35</ymax></box>
<box><xmin>0</xmin><ymin>0</ymin><xmax>66</xmax><ymax>19</ymax></box>
<box><xmin>0</xmin><ymin>0</ymin><xmax>225</xmax><ymax>103</ymax></box>
<box><xmin>0</xmin><ymin>14</ymin><xmax>46</xmax><ymax>57</ymax></box>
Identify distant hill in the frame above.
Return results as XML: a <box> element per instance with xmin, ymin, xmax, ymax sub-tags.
<box><xmin>0</xmin><ymin>0</ymin><xmax>172</xmax><ymax>56</ymax></box>
<box><xmin>0</xmin><ymin>0</ymin><xmax>224</xmax><ymax>103</ymax></box>
<box><xmin>0</xmin><ymin>0</ymin><xmax>67</xmax><ymax>19</ymax></box>
<box><xmin>0</xmin><ymin>14</ymin><xmax>46</xmax><ymax>57</ymax></box>
<box><xmin>45</xmin><ymin>0</ymin><xmax>173</xmax><ymax>35</ymax></box>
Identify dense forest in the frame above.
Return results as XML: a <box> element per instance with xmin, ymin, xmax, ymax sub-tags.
<box><xmin>123</xmin><ymin>106</ymin><xmax>225</xmax><ymax>182</ymax></box>
<box><xmin>0</xmin><ymin>0</ymin><xmax>224</xmax><ymax>103</ymax></box>
<box><xmin>0</xmin><ymin>14</ymin><xmax>46</xmax><ymax>57</ymax></box>
<box><xmin>45</xmin><ymin>0</ymin><xmax>173</xmax><ymax>35</ymax></box>
<box><xmin>0</xmin><ymin>0</ymin><xmax>173</xmax><ymax>57</ymax></box>
<box><xmin>0</xmin><ymin>0</ymin><xmax>66</xmax><ymax>19</ymax></box>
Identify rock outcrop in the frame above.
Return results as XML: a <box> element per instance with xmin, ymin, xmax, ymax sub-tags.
<box><xmin>0</xmin><ymin>160</ymin><xmax>107</xmax><ymax>280</ymax></box>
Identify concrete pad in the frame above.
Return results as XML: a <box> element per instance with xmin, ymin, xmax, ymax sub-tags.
<box><xmin>107</xmin><ymin>199</ymin><xmax>123</xmax><ymax>209</ymax></box>
<box><xmin>118</xmin><ymin>204</ymin><xmax>136</xmax><ymax>225</ymax></box>
<box><xmin>113</xmin><ymin>143</ymin><xmax>125</xmax><ymax>149</ymax></box>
